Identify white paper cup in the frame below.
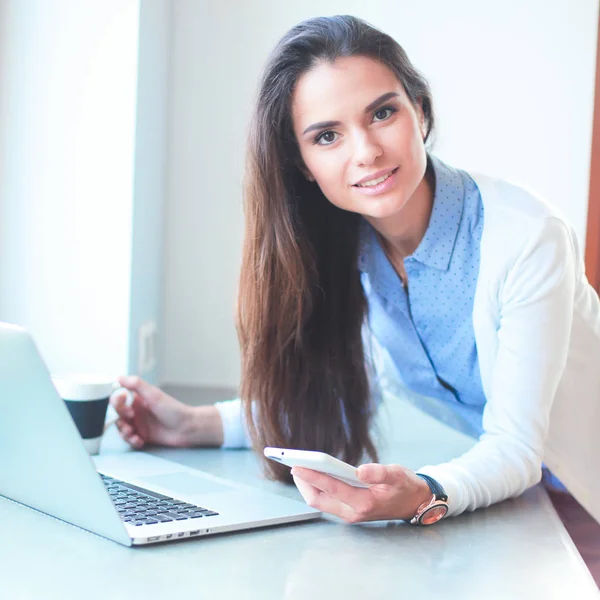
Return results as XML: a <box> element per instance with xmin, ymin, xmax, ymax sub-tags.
<box><xmin>52</xmin><ymin>374</ymin><xmax>133</xmax><ymax>455</ymax></box>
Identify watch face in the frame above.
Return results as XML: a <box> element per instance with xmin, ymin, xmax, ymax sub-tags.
<box><xmin>420</xmin><ymin>504</ymin><xmax>448</xmax><ymax>525</ymax></box>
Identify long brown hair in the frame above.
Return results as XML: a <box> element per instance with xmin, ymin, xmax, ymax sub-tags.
<box><xmin>238</xmin><ymin>15</ymin><xmax>435</xmax><ymax>482</ymax></box>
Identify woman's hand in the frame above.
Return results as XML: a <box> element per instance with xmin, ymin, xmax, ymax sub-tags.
<box><xmin>111</xmin><ymin>376</ymin><xmax>223</xmax><ymax>449</ymax></box>
<box><xmin>291</xmin><ymin>463</ymin><xmax>432</xmax><ymax>523</ymax></box>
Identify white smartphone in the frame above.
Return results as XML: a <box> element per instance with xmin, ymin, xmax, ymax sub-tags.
<box><xmin>263</xmin><ymin>447</ymin><xmax>368</xmax><ymax>488</ymax></box>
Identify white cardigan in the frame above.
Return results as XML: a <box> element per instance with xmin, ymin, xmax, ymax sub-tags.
<box><xmin>216</xmin><ymin>172</ymin><xmax>600</xmax><ymax>523</ymax></box>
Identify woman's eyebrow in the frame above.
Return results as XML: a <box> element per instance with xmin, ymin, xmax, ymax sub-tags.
<box><xmin>302</xmin><ymin>119</ymin><xmax>341</xmax><ymax>136</ymax></box>
<box><xmin>364</xmin><ymin>91</ymin><xmax>400</xmax><ymax>113</ymax></box>
<box><xmin>301</xmin><ymin>92</ymin><xmax>401</xmax><ymax>136</ymax></box>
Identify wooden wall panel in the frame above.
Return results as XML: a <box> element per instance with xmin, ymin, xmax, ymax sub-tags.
<box><xmin>585</xmin><ymin>9</ymin><xmax>600</xmax><ymax>292</ymax></box>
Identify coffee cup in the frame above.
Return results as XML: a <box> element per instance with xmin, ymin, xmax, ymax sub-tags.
<box><xmin>52</xmin><ymin>374</ymin><xmax>133</xmax><ymax>455</ymax></box>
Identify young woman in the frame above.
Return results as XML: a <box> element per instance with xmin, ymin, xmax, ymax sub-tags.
<box><xmin>112</xmin><ymin>14</ymin><xmax>600</xmax><ymax>576</ymax></box>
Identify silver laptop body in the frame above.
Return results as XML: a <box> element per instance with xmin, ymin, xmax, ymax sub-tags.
<box><xmin>0</xmin><ymin>322</ymin><xmax>321</xmax><ymax>546</ymax></box>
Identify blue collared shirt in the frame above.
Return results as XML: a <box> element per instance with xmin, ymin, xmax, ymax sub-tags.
<box><xmin>359</xmin><ymin>155</ymin><xmax>486</xmax><ymax>438</ymax></box>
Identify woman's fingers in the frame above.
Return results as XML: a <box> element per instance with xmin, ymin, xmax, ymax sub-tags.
<box><xmin>118</xmin><ymin>421</ymin><xmax>140</xmax><ymax>441</ymax></box>
<box><xmin>291</xmin><ymin>467</ymin><xmax>374</xmax><ymax>522</ymax></box>
<box><xmin>291</xmin><ymin>467</ymin><xmax>369</xmax><ymax>506</ymax></box>
<box><xmin>117</xmin><ymin>375</ymin><xmax>156</xmax><ymax>402</ymax></box>
<box><xmin>111</xmin><ymin>391</ymin><xmax>131</xmax><ymax>415</ymax></box>
<box><xmin>292</xmin><ymin>475</ymin><xmax>360</xmax><ymax>523</ymax></box>
<box><xmin>116</xmin><ymin>419</ymin><xmax>145</xmax><ymax>448</ymax></box>
<box><xmin>116</xmin><ymin>419</ymin><xmax>133</xmax><ymax>437</ymax></box>
<box><xmin>111</xmin><ymin>390</ymin><xmax>141</xmax><ymax>421</ymax></box>
<box><xmin>128</xmin><ymin>435</ymin><xmax>144</xmax><ymax>449</ymax></box>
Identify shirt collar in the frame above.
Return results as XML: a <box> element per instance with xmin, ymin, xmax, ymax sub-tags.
<box><xmin>358</xmin><ymin>154</ymin><xmax>465</xmax><ymax>273</ymax></box>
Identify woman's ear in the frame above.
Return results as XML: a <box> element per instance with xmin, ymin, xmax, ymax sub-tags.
<box><xmin>415</xmin><ymin>101</ymin><xmax>426</xmax><ymax>140</ymax></box>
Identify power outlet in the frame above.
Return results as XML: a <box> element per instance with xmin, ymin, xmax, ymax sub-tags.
<box><xmin>138</xmin><ymin>320</ymin><xmax>158</xmax><ymax>374</ymax></box>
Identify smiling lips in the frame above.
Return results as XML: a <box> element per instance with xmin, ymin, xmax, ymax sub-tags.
<box><xmin>353</xmin><ymin>167</ymin><xmax>398</xmax><ymax>187</ymax></box>
<box><xmin>352</xmin><ymin>167</ymin><xmax>399</xmax><ymax>194</ymax></box>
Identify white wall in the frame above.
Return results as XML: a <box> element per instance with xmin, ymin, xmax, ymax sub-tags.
<box><xmin>0</xmin><ymin>0</ymin><xmax>139</xmax><ymax>376</ymax></box>
<box><xmin>162</xmin><ymin>0</ymin><xmax>599</xmax><ymax>389</ymax></box>
<box><xmin>0</xmin><ymin>0</ymin><xmax>169</xmax><ymax>383</ymax></box>
<box><xmin>2</xmin><ymin>1</ymin><xmax>594</xmax><ymax>388</ymax></box>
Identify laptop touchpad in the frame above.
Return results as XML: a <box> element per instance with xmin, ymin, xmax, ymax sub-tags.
<box><xmin>139</xmin><ymin>472</ymin><xmax>231</xmax><ymax>496</ymax></box>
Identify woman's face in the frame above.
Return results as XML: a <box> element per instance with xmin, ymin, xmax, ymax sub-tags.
<box><xmin>291</xmin><ymin>55</ymin><xmax>429</xmax><ymax>223</ymax></box>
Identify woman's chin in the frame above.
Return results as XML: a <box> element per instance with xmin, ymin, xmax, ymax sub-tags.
<box><xmin>354</xmin><ymin>198</ymin><xmax>408</xmax><ymax>221</ymax></box>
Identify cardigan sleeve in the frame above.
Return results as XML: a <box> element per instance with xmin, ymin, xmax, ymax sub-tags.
<box><xmin>214</xmin><ymin>398</ymin><xmax>253</xmax><ymax>448</ymax></box>
<box><xmin>417</xmin><ymin>216</ymin><xmax>576</xmax><ymax>516</ymax></box>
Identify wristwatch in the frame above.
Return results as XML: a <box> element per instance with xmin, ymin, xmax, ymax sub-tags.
<box><xmin>410</xmin><ymin>473</ymin><xmax>449</xmax><ymax>525</ymax></box>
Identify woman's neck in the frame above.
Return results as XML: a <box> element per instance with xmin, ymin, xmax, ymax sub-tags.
<box><xmin>366</xmin><ymin>163</ymin><xmax>435</xmax><ymax>262</ymax></box>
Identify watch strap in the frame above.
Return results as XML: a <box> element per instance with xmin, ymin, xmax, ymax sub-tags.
<box><xmin>416</xmin><ymin>473</ymin><xmax>448</xmax><ymax>502</ymax></box>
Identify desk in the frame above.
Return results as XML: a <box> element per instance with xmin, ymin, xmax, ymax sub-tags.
<box><xmin>1</xmin><ymin>398</ymin><xmax>598</xmax><ymax>600</ymax></box>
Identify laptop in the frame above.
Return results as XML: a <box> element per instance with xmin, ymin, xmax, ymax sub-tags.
<box><xmin>0</xmin><ymin>322</ymin><xmax>321</xmax><ymax>546</ymax></box>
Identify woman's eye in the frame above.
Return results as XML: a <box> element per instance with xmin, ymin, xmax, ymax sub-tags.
<box><xmin>373</xmin><ymin>107</ymin><xmax>395</xmax><ymax>122</ymax></box>
<box><xmin>315</xmin><ymin>131</ymin><xmax>338</xmax><ymax>145</ymax></box>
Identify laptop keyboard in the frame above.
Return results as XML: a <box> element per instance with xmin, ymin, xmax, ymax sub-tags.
<box><xmin>100</xmin><ymin>473</ymin><xmax>219</xmax><ymax>526</ymax></box>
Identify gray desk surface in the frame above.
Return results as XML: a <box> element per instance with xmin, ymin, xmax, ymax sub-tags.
<box><xmin>1</xmin><ymin>398</ymin><xmax>598</xmax><ymax>600</ymax></box>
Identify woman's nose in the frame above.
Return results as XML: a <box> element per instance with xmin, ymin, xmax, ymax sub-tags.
<box><xmin>351</xmin><ymin>132</ymin><xmax>383</xmax><ymax>166</ymax></box>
